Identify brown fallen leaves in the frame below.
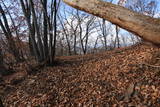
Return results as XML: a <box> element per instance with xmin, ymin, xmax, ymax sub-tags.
<box><xmin>124</xmin><ymin>82</ymin><xmax>135</xmax><ymax>102</ymax></box>
<box><xmin>1</xmin><ymin>43</ymin><xmax>160</xmax><ymax>106</ymax></box>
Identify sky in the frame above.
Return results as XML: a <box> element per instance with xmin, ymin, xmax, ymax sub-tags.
<box><xmin>60</xmin><ymin>0</ymin><xmax>160</xmax><ymax>46</ymax></box>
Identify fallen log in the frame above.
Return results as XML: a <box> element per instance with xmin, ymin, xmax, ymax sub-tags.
<box><xmin>63</xmin><ymin>0</ymin><xmax>160</xmax><ymax>45</ymax></box>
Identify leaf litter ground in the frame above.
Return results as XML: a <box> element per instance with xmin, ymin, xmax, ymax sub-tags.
<box><xmin>1</xmin><ymin>43</ymin><xmax>160</xmax><ymax>106</ymax></box>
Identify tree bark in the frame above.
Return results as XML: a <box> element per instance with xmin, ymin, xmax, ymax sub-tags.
<box><xmin>49</xmin><ymin>0</ymin><xmax>58</xmax><ymax>64</ymax></box>
<box><xmin>19</xmin><ymin>0</ymin><xmax>40</xmax><ymax>61</ymax></box>
<box><xmin>63</xmin><ymin>0</ymin><xmax>160</xmax><ymax>45</ymax></box>
<box><xmin>58</xmin><ymin>15</ymin><xmax>72</xmax><ymax>55</ymax></box>
<box><xmin>0</xmin><ymin>48</ymin><xmax>5</xmax><ymax>74</ymax></box>
<box><xmin>41</xmin><ymin>0</ymin><xmax>49</xmax><ymax>59</ymax></box>
<box><xmin>30</xmin><ymin>0</ymin><xmax>44</xmax><ymax>61</ymax></box>
<box><xmin>0</xmin><ymin>97</ymin><xmax>4</xmax><ymax>107</ymax></box>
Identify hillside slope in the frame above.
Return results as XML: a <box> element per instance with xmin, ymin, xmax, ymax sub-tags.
<box><xmin>2</xmin><ymin>43</ymin><xmax>160</xmax><ymax>106</ymax></box>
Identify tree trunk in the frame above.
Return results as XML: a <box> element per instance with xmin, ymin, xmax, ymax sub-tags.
<box><xmin>30</xmin><ymin>0</ymin><xmax>44</xmax><ymax>61</ymax></box>
<box><xmin>0</xmin><ymin>48</ymin><xmax>4</xmax><ymax>71</ymax></box>
<box><xmin>0</xmin><ymin>48</ymin><xmax>6</xmax><ymax>77</ymax></box>
<box><xmin>19</xmin><ymin>0</ymin><xmax>40</xmax><ymax>61</ymax></box>
<box><xmin>0</xmin><ymin>4</ymin><xmax>22</xmax><ymax>62</ymax></box>
<box><xmin>102</xmin><ymin>19</ymin><xmax>107</xmax><ymax>50</ymax></box>
<box><xmin>58</xmin><ymin>15</ymin><xmax>72</xmax><ymax>55</ymax></box>
<box><xmin>115</xmin><ymin>25</ymin><xmax>120</xmax><ymax>48</ymax></box>
<box><xmin>42</xmin><ymin>0</ymin><xmax>49</xmax><ymax>59</ymax></box>
<box><xmin>0</xmin><ymin>97</ymin><xmax>4</xmax><ymax>107</ymax></box>
<box><xmin>49</xmin><ymin>0</ymin><xmax>57</xmax><ymax>64</ymax></box>
<box><xmin>73</xmin><ymin>33</ymin><xmax>77</xmax><ymax>55</ymax></box>
<box><xmin>63</xmin><ymin>0</ymin><xmax>160</xmax><ymax>45</ymax></box>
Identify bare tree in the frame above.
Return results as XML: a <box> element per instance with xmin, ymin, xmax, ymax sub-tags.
<box><xmin>60</xmin><ymin>8</ymin><xmax>82</xmax><ymax>55</ymax></box>
<box><xmin>102</xmin><ymin>19</ymin><xmax>108</xmax><ymax>49</ymax></box>
<box><xmin>126</xmin><ymin>0</ymin><xmax>157</xmax><ymax>17</ymax></box>
<box><xmin>63</xmin><ymin>0</ymin><xmax>160</xmax><ymax>45</ymax></box>
<box><xmin>114</xmin><ymin>25</ymin><xmax>120</xmax><ymax>48</ymax></box>
<box><xmin>76</xmin><ymin>11</ymin><xmax>96</xmax><ymax>54</ymax></box>
<box><xmin>98</xmin><ymin>19</ymin><xmax>109</xmax><ymax>49</ymax></box>
<box><xmin>0</xmin><ymin>3</ymin><xmax>23</xmax><ymax>62</ymax></box>
<box><xmin>20</xmin><ymin>0</ymin><xmax>40</xmax><ymax>62</ymax></box>
<box><xmin>58</xmin><ymin>13</ymin><xmax>72</xmax><ymax>55</ymax></box>
<box><xmin>20</xmin><ymin>0</ymin><xmax>60</xmax><ymax>64</ymax></box>
<box><xmin>59</xmin><ymin>8</ymin><xmax>97</xmax><ymax>55</ymax></box>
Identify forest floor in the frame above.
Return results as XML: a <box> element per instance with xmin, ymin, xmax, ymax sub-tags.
<box><xmin>1</xmin><ymin>43</ymin><xmax>160</xmax><ymax>107</ymax></box>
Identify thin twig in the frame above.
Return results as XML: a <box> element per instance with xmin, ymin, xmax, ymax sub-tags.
<box><xmin>143</xmin><ymin>63</ymin><xmax>160</xmax><ymax>68</ymax></box>
<box><xmin>156</xmin><ymin>58</ymin><xmax>160</xmax><ymax>60</ymax></box>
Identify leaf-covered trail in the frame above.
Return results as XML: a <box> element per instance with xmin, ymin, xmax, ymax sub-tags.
<box><xmin>2</xmin><ymin>44</ymin><xmax>160</xmax><ymax>106</ymax></box>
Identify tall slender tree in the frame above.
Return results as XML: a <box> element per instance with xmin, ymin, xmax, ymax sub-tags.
<box><xmin>0</xmin><ymin>4</ymin><xmax>22</xmax><ymax>62</ymax></box>
<box><xmin>20</xmin><ymin>0</ymin><xmax>60</xmax><ymax>64</ymax></box>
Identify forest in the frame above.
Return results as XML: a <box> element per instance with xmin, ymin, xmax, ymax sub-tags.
<box><xmin>0</xmin><ymin>0</ymin><xmax>160</xmax><ymax>106</ymax></box>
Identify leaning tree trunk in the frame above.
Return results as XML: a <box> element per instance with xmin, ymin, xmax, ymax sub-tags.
<box><xmin>63</xmin><ymin>0</ymin><xmax>160</xmax><ymax>45</ymax></box>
